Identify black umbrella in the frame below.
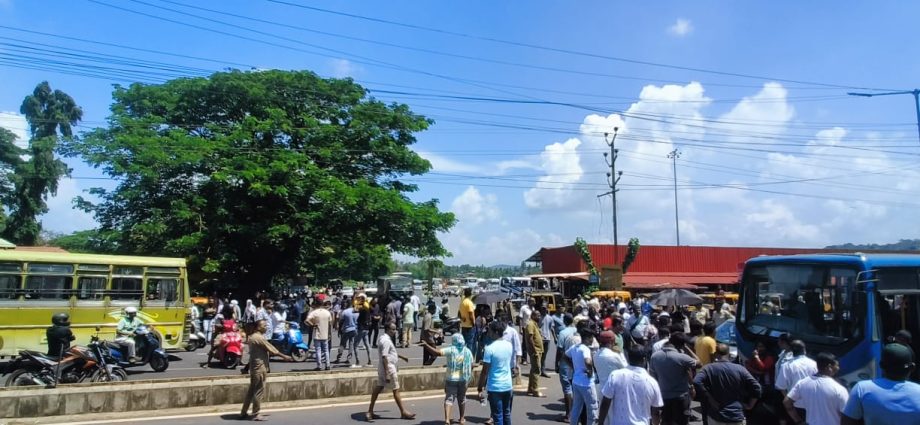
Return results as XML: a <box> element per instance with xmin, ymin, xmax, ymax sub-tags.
<box><xmin>474</xmin><ymin>291</ymin><xmax>510</xmax><ymax>305</ymax></box>
<box><xmin>648</xmin><ymin>289</ymin><xmax>703</xmax><ymax>307</ymax></box>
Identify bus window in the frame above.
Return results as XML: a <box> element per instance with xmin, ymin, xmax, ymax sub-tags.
<box><xmin>111</xmin><ymin>277</ymin><xmax>142</xmax><ymax>300</ymax></box>
<box><xmin>146</xmin><ymin>278</ymin><xmax>179</xmax><ymax>302</ymax></box>
<box><xmin>77</xmin><ymin>276</ymin><xmax>107</xmax><ymax>300</ymax></box>
<box><xmin>0</xmin><ymin>275</ymin><xmax>20</xmax><ymax>300</ymax></box>
<box><xmin>24</xmin><ymin>275</ymin><xmax>72</xmax><ymax>300</ymax></box>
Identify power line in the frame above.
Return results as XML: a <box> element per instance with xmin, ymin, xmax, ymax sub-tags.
<box><xmin>265</xmin><ymin>0</ymin><xmax>898</xmax><ymax>92</ymax></box>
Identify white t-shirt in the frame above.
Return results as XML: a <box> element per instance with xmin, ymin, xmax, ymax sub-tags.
<box><xmin>652</xmin><ymin>337</ymin><xmax>669</xmax><ymax>353</ymax></box>
<box><xmin>272</xmin><ymin>311</ymin><xmax>286</xmax><ymax>335</ymax></box>
<box><xmin>787</xmin><ymin>375</ymin><xmax>849</xmax><ymax>425</ymax></box>
<box><xmin>410</xmin><ymin>295</ymin><xmax>420</xmax><ymax>310</ymax></box>
<box><xmin>594</xmin><ymin>347</ymin><xmax>627</xmax><ymax>393</ymax></box>
<box><xmin>601</xmin><ymin>366</ymin><xmax>664</xmax><ymax>425</ymax></box>
<box><xmin>776</xmin><ymin>355</ymin><xmax>818</xmax><ymax>391</ymax></box>
<box><xmin>566</xmin><ymin>343</ymin><xmax>594</xmax><ymax>388</ymax></box>
<box><xmin>519</xmin><ymin>304</ymin><xmax>532</xmax><ymax>323</ymax></box>
<box><xmin>502</xmin><ymin>325</ymin><xmax>521</xmax><ymax>368</ymax></box>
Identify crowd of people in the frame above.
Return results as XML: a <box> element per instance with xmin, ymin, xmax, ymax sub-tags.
<box><xmin>191</xmin><ymin>287</ymin><xmax>920</xmax><ymax>425</ymax></box>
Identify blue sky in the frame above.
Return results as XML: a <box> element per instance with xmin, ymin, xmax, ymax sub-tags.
<box><xmin>2</xmin><ymin>1</ymin><xmax>920</xmax><ymax>265</ymax></box>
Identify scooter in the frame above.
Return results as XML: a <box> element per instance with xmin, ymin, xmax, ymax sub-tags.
<box><xmin>213</xmin><ymin>328</ymin><xmax>243</xmax><ymax>369</ymax></box>
<box><xmin>186</xmin><ymin>320</ymin><xmax>207</xmax><ymax>351</ymax></box>
<box><xmin>106</xmin><ymin>325</ymin><xmax>169</xmax><ymax>372</ymax></box>
<box><xmin>272</xmin><ymin>322</ymin><xmax>309</xmax><ymax>362</ymax></box>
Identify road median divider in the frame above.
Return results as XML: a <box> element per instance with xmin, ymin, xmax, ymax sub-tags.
<box><xmin>0</xmin><ymin>364</ymin><xmax>520</xmax><ymax>420</ymax></box>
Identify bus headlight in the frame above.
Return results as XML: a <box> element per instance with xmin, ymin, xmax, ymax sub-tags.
<box><xmin>837</xmin><ymin>360</ymin><xmax>876</xmax><ymax>389</ymax></box>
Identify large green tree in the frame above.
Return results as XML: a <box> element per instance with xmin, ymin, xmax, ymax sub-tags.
<box><xmin>0</xmin><ymin>128</ymin><xmax>23</xmax><ymax>233</ymax></box>
<box><xmin>3</xmin><ymin>82</ymin><xmax>82</xmax><ymax>245</ymax></box>
<box><xmin>70</xmin><ymin>70</ymin><xmax>455</xmax><ymax>290</ymax></box>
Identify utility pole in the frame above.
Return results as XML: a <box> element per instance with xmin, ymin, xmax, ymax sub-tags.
<box><xmin>600</xmin><ymin>128</ymin><xmax>623</xmax><ymax>264</ymax></box>
<box><xmin>848</xmin><ymin>89</ymin><xmax>920</xmax><ymax>144</ymax></box>
<box><xmin>668</xmin><ymin>148</ymin><xmax>681</xmax><ymax>246</ymax></box>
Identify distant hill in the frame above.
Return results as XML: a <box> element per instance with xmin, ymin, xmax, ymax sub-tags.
<box><xmin>825</xmin><ymin>239</ymin><xmax>920</xmax><ymax>251</ymax></box>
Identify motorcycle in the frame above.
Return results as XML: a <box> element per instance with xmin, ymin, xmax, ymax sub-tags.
<box><xmin>3</xmin><ymin>339</ymin><xmax>124</xmax><ymax>387</ymax></box>
<box><xmin>272</xmin><ymin>322</ymin><xmax>309</xmax><ymax>362</ymax></box>
<box><xmin>87</xmin><ymin>331</ymin><xmax>128</xmax><ymax>383</ymax></box>
<box><xmin>441</xmin><ymin>317</ymin><xmax>461</xmax><ymax>336</ymax></box>
<box><xmin>107</xmin><ymin>325</ymin><xmax>169</xmax><ymax>372</ymax></box>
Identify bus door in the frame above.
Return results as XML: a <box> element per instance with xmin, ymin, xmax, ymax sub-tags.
<box><xmin>874</xmin><ymin>267</ymin><xmax>920</xmax><ymax>378</ymax></box>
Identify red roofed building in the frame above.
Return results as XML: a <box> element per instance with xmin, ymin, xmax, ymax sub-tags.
<box><xmin>525</xmin><ymin>244</ymin><xmax>899</xmax><ymax>291</ymax></box>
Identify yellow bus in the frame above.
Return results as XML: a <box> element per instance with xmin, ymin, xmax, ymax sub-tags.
<box><xmin>0</xmin><ymin>251</ymin><xmax>191</xmax><ymax>357</ymax></box>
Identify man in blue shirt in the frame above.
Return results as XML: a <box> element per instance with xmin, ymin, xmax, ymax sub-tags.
<box><xmin>842</xmin><ymin>343</ymin><xmax>920</xmax><ymax>425</ymax></box>
<box><xmin>478</xmin><ymin>320</ymin><xmax>514</xmax><ymax>425</ymax></box>
<box><xmin>335</xmin><ymin>305</ymin><xmax>358</xmax><ymax>366</ymax></box>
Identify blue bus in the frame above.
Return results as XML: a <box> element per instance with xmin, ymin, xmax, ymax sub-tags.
<box><xmin>736</xmin><ymin>253</ymin><xmax>920</xmax><ymax>387</ymax></box>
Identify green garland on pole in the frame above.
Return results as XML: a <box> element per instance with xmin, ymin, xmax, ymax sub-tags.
<box><xmin>622</xmin><ymin>238</ymin><xmax>641</xmax><ymax>273</ymax></box>
<box><xmin>574</xmin><ymin>237</ymin><xmax>597</xmax><ymax>275</ymax></box>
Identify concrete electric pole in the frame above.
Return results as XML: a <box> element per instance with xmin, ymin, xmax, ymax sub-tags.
<box><xmin>601</xmin><ymin>128</ymin><xmax>623</xmax><ymax>263</ymax></box>
<box><xmin>668</xmin><ymin>148</ymin><xmax>681</xmax><ymax>246</ymax></box>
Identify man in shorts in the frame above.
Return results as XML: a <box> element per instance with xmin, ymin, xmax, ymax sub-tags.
<box><xmin>366</xmin><ymin>323</ymin><xmax>415</xmax><ymax>422</ymax></box>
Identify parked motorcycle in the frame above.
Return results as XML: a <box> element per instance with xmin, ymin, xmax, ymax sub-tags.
<box><xmin>87</xmin><ymin>331</ymin><xmax>128</xmax><ymax>383</ymax></box>
<box><xmin>272</xmin><ymin>322</ymin><xmax>309</xmax><ymax>362</ymax></box>
<box><xmin>3</xmin><ymin>338</ymin><xmax>125</xmax><ymax>387</ymax></box>
<box><xmin>106</xmin><ymin>325</ymin><xmax>169</xmax><ymax>372</ymax></box>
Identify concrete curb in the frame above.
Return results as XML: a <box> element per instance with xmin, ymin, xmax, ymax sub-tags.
<box><xmin>0</xmin><ymin>365</ymin><xmax>522</xmax><ymax>420</ymax></box>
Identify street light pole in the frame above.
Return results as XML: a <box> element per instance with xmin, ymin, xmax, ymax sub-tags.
<box><xmin>668</xmin><ymin>148</ymin><xmax>681</xmax><ymax>246</ymax></box>
<box><xmin>848</xmin><ymin>89</ymin><xmax>920</xmax><ymax>144</ymax></box>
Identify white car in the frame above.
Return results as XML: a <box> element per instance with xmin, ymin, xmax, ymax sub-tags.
<box><xmin>340</xmin><ymin>287</ymin><xmax>355</xmax><ymax>298</ymax></box>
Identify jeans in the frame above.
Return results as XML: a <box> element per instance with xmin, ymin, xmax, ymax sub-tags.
<box><xmin>461</xmin><ymin>327</ymin><xmax>475</xmax><ymax>353</ymax></box>
<box><xmin>662</xmin><ymin>395</ymin><xmax>691</xmax><ymax>425</ymax></box>
<box><xmin>337</xmin><ymin>330</ymin><xmax>356</xmax><ymax>362</ymax></box>
<box><xmin>314</xmin><ymin>339</ymin><xmax>330</xmax><ymax>369</ymax></box>
<box><xmin>354</xmin><ymin>329</ymin><xmax>371</xmax><ymax>364</ymax></box>
<box><xmin>488</xmin><ymin>390</ymin><xmax>513</xmax><ymax>425</ymax></box>
<box><xmin>570</xmin><ymin>384</ymin><xmax>597</xmax><ymax>425</ymax></box>
<box><xmin>558</xmin><ymin>360</ymin><xmax>573</xmax><ymax>395</ymax></box>
<box><xmin>202</xmin><ymin>319</ymin><xmax>213</xmax><ymax>343</ymax></box>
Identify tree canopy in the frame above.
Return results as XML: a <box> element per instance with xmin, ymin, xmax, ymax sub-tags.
<box><xmin>2</xmin><ymin>81</ymin><xmax>81</xmax><ymax>245</ymax></box>
<box><xmin>69</xmin><ymin>70</ymin><xmax>455</xmax><ymax>290</ymax></box>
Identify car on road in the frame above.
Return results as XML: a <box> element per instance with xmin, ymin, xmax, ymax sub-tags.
<box><xmin>340</xmin><ymin>287</ymin><xmax>354</xmax><ymax>298</ymax></box>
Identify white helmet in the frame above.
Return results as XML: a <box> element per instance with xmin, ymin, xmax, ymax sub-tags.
<box><xmin>124</xmin><ymin>306</ymin><xmax>138</xmax><ymax>314</ymax></box>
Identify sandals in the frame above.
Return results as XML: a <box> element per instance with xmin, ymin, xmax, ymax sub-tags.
<box><xmin>365</xmin><ymin>412</ymin><xmax>377</xmax><ymax>423</ymax></box>
<box><xmin>527</xmin><ymin>391</ymin><xmax>546</xmax><ymax>398</ymax></box>
<box><xmin>401</xmin><ymin>412</ymin><xmax>417</xmax><ymax>420</ymax></box>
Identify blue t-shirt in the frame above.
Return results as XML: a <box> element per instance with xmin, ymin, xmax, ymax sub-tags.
<box><xmin>483</xmin><ymin>339</ymin><xmax>513</xmax><ymax>393</ymax></box>
<box><xmin>842</xmin><ymin>378</ymin><xmax>920</xmax><ymax>425</ymax></box>
<box><xmin>340</xmin><ymin>308</ymin><xmax>357</xmax><ymax>333</ymax></box>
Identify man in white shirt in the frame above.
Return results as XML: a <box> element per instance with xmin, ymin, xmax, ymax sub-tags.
<box><xmin>784</xmin><ymin>352</ymin><xmax>848</xmax><ymax>425</ymax></box>
<box><xmin>519</xmin><ymin>298</ymin><xmax>533</xmax><ymax>365</ymax></box>
<box><xmin>501</xmin><ymin>315</ymin><xmax>522</xmax><ymax>375</ymax></box>
<box><xmin>409</xmin><ymin>294</ymin><xmax>420</xmax><ymax>332</ymax></box>
<box><xmin>598</xmin><ymin>345</ymin><xmax>664</xmax><ymax>425</ymax></box>
<box><xmin>775</xmin><ymin>340</ymin><xmax>818</xmax><ymax>395</ymax></box>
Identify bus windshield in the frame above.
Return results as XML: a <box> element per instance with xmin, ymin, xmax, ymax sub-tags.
<box><xmin>740</xmin><ymin>263</ymin><xmax>862</xmax><ymax>346</ymax></box>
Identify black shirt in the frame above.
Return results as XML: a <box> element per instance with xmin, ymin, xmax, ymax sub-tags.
<box><xmin>46</xmin><ymin>325</ymin><xmax>74</xmax><ymax>357</ymax></box>
<box><xmin>693</xmin><ymin>360</ymin><xmax>763</xmax><ymax>423</ymax></box>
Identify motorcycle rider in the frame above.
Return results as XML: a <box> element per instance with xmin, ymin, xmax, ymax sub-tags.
<box><xmin>203</xmin><ymin>305</ymin><xmax>240</xmax><ymax>368</ymax></box>
<box><xmin>116</xmin><ymin>306</ymin><xmax>143</xmax><ymax>363</ymax></box>
<box><xmin>46</xmin><ymin>312</ymin><xmax>75</xmax><ymax>358</ymax></box>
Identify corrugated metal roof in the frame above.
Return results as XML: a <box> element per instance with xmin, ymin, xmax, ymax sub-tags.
<box><xmin>535</xmin><ymin>244</ymin><xmax>915</xmax><ymax>275</ymax></box>
<box><xmin>624</xmin><ymin>272</ymin><xmax>738</xmax><ymax>286</ymax></box>
<box><xmin>623</xmin><ymin>281</ymin><xmax>700</xmax><ymax>290</ymax></box>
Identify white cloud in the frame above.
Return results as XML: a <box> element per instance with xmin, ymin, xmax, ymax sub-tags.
<box><xmin>668</xmin><ymin>18</ymin><xmax>693</xmax><ymax>37</ymax></box>
<box><xmin>418</xmin><ymin>151</ymin><xmax>483</xmax><ymax>174</ymax></box>
<box><xmin>328</xmin><ymin>59</ymin><xmax>361</xmax><ymax>78</ymax></box>
<box><xmin>451</xmin><ymin>186</ymin><xmax>500</xmax><ymax>225</ymax></box>
<box><xmin>0</xmin><ymin>111</ymin><xmax>28</xmax><ymax>148</ymax></box>
<box><xmin>523</xmin><ymin>138</ymin><xmax>583</xmax><ymax>209</ymax></box>
<box><xmin>440</xmin><ymin>226</ymin><xmax>564</xmax><ymax>266</ymax></box>
<box><xmin>40</xmin><ymin>177</ymin><xmax>98</xmax><ymax>234</ymax></box>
